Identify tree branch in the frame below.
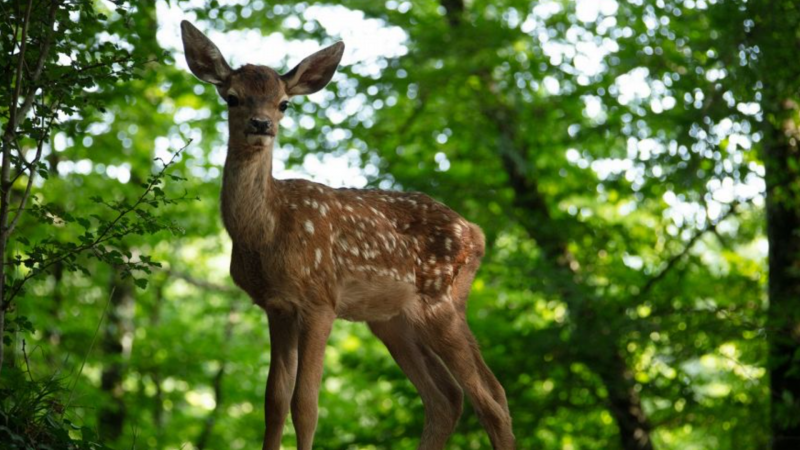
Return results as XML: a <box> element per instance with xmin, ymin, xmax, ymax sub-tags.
<box><xmin>440</xmin><ymin>0</ymin><xmax>465</xmax><ymax>27</ymax></box>
<box><xmin>0</xmin><ymin>0</ymin><xmax>34</xmax><ymax>375</ymax></box>
<box><xmin>166</xmin><ymin>269</ymin><xmax>239</xmax><ymax>295</ymax></box>
<box><xmin>5</xmin><ymin>92</ymin><xmax>64</xmax><ymax>239</ymax></box>
<box><xmin>3</xmin><ymin>144</ymin><xmax>188</xmax><ymax>306</ymax></box>
<box><xmin>3</xmin><ymin>0</ymin><xmax>33</xmax><ymax>144</ymax></box>
<box><xmin>635</xmin><ymin>201</ymin><xmax>743</xmax><ymax>300</ymax></box>
<box><xmin>15</xmin><ymin>0</ymin><xmax>59</xmax><ymax>126</ymax></box>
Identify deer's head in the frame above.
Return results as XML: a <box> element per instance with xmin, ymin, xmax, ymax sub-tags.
<box><xmin>180</xmin><ymin>21</ymin><xmax>344</xmax><ymax>150</ymax></box>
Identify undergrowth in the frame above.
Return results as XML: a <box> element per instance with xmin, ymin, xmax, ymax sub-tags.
<box><xmin>0</xmin><ymin>366</ymin><xmax>112</xmax><ymax>450</ymax></box>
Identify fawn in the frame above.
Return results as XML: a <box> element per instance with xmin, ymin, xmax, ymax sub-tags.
<box><xmin>181</xmin><ymin>20</ymin><xmax>514</xmax><ymax>450</ymax></box>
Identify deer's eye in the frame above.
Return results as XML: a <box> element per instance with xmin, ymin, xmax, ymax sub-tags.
<box><xmin>227</xmin><ymin>95</ymin><xmax>240</xmax><ymax>107</ymax></box>
<box><xmin>279</xmin><ymin>101</ymin><xmax>290</xmax><ymax>112</ymax></box>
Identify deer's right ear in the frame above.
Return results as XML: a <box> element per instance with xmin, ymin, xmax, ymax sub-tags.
<box><xmin>180</xmin><ymin>21</ymin><xmax>232</xmax><ymax>85</ymax></box>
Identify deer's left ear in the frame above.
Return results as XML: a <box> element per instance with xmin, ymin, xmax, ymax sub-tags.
<box><xmin>281</xmin><ymin>42</ymin><xmax>345</xmax><ymax>96</ymax></box>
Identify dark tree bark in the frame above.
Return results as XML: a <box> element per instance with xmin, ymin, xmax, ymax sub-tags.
<box><xmin>590</xmin><ymin>354</ymin><xmax>653</xmax><ymax>450</ymax></box>
<box><xmin>99</xmin><ymin>272</ymin><xmax>134</xmax><ymax>441</ymax></box>
<box><xmin>753</xmin><ymin>3</ymin><xmax>800</xmax><ymax>448</ymax></box>
<box><xmin>196</xmin><ymin>361</ymin><xmax>227</xmax><ymax>450</ymax></box>
<box><xmin>765</xmin><ymin>100</ymin><xmax>800</xmax><ymax>449</ymax></box>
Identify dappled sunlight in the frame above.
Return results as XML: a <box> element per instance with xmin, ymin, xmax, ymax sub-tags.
<box><xmin>4</xmin><ymin>0</ymin><xmax>795</xmax><ymax>449</ymax></box>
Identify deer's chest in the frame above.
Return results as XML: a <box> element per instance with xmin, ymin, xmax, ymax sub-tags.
<box><xmin>220</xmin><ymin>197</ymin><xmax>278</xmax><ymax>246</ymax></box>
<box><xmin>229</xmin><ymin>244</ymin><xmax>284</xmax><ymax>307</ymax></box>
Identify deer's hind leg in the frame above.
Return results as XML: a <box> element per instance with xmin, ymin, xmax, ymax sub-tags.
<box><xmin>369</xmin><ymin>316</ymin><xmax>463</xmax><ymax>450</ymax></box>
<box><xmin>416</xmin><ymin>310</ymin><xmax>515</xmax><ymax>450</ymax></box>
<box><xmin>417</xmin><ymin>262</ymin><xmax>514</xmax><ymax>449</ymax></box>
<box><xmin>451</xmin><ymin>252</ymin><xmax>511</xmax><ymax>418</ymax></box>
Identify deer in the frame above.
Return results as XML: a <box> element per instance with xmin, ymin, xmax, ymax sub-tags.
<box><xmin>180</xmin><ymin>20</ymin><xmax>515</xmax><ymax>450</ymax></box>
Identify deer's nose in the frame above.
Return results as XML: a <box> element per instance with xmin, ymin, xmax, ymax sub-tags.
<box><xmin>249</xmin><ymin>117</ymin><xmax>273</xmax><ymax>133</ymax></box>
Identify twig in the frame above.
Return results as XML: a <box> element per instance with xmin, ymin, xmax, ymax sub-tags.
<box><xmin>635</xmin><ymin>201</ymin><xmax>743</xmax><ymax>300</ymax></box>
<box><xmin>41</xmin><ymin>56</ymin><xmax>160</xmax><ymax>90</ymax></box>
<box><xmin>22</xmin><ymin>339</ymin><xmax>33</xmax><ymax>381</ymax></box>
<box><xmin>3</xmin><ymin>0</ymin><xmax>33</xmax><ymax>142</ymax></box>
<box><xmin>166</xmin><ymin>269</ymin><xmax>240</xmax><ymax>294</ymax></box>
<box><xmin>14</xmin><ymin>0</ymin><xmax>59</xmax><ymax>126</ymax></box>
<box><xmin>5</xmin><ymin>93</ymin><xmax>63</xmax><ymax>238</ymax></box>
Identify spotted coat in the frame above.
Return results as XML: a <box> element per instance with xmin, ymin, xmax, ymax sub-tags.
<box><xmin>226</xmin><ymin>165</ymin><xmax>485</xmax><ymax>322</ymax></box>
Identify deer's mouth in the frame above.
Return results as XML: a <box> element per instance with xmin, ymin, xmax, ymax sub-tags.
<box><xmin>246</xmin><ymin>133</ymin><xmax>275</xmax><ymax>147</ymax></box>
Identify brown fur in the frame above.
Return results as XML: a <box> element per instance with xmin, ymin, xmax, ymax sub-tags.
<box><xmin>180</xmin><ymin>20</ymin><xmax>515</xmax><ymax>450</ymax></box>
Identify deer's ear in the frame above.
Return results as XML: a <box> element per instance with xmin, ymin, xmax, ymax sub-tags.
<box><xmin>180</xmin><ymin>20</ymin><xmax>232</xmax><ymax>85</ymax></box>
<box><xmin>281</xmin><ymin>42</ymin><xmax>344</xmax><ymax>96</ymax></box>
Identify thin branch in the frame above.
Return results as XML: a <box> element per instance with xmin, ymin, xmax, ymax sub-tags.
<box><xmin>41</xmin><ymin>56</ymin><xmax>159</xmax><ymax>91</ymax></box>
<box><xmin>22</xmin><ymin>339</ymin><xmax>34</xmax><ymax>382</ymax></box>
<box><xmin>635</xmin><ymin>201</ymin><xmax>743</xmax><ymax>300</ymax></box>
<box><xmin>3</xmin><ymin>0</ymin><xmax>34</xmax><ymax>143</ymax></box>
<box><xmin>5</xmin><ymin>94</ymin><xmax>63</xmax><ymax>238</ymax></box>
<box><xmin>166</xmin><ymin>269</ymin><xmax>240</xmax><ymax>295</ymax></box>
<box><xmin>9</xmin><ymin>151</ymin><xmax>36</xmax><ymax>187</ymax></box>
<box><xmin>3</xmin><ymin>144</ymin><xmax>189</xmax><ymax>305</ymax></box>
<box><xmin>2</xmin><ymin>1</ymin><xmax>21</xmax><ymax>109</ymax></box>
<box><xmin>71</xmin><ymin>56</ymin><xmax>143</xmax><ymax>76</ymax></box>
<box><xmin>15</xmin><ymin>0</ymin><xmax>59</xmax><ymax>125</ymax></box>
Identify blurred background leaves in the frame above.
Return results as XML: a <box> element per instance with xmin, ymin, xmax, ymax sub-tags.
<box><xmin>1</xmin><ymin>0</ymin><xmax>799</xmax><ymax>449</ymax></box>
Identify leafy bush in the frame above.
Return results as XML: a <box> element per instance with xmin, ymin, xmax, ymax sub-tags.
<box><xmin>0</xmin><ymin>367</ymin><xmax>111</xmax><ymax>449</ymax></box>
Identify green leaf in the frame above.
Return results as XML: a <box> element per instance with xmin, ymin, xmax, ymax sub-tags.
<box><xmin>77</xmin><ymin>217</ymin><xmax>91</xmax><ymax>229</ymax></box>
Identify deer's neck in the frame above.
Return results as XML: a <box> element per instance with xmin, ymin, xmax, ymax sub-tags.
<box><xmin>221</xmin><ymin>144</ymin><xmax>279</xmax><ymax>246</ymax></box>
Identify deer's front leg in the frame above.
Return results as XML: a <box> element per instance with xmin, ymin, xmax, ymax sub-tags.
<box><xmin>263</xmin><ymin>308</ymin><xmax>299</xmax><ymax>450</ymax></box>
<box><xmin>291</xmin><ymin>308</ymin><xmax>335</xmax><ymax>450</ymax></box>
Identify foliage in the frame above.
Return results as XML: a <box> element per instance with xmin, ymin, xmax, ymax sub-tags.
<box><xmin>1</xmin><ymin>0</ymin><xmax>189</xmax><ymax>448</ymax></box>
<box><xmin>0</xmin><ymin>0</ymin><xmax>187</xmax><ymax>316</ymax></box>
<box><xmin>7</xmin><ymin>148</ymin><xmax>189</xmax><ymax>326</ymax></box>
<box><xmin>1</xmin><ymin>0</ymin><xmax>798</xmax><ymax>449</ymax></box>
<box><xmin>0</xmin><ymin>366</ymin><xmax>112</xmax><ymax>450</ymax></box>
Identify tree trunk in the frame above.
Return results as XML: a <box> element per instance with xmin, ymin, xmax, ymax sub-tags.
<box><xmin>196</xmin><ymin>303</ymin><xmax>237</xmax><ymax>450</ymax></box>
<box><xmin>590</xmin><ymin>354</ymin><xmax>654</xmax><ymax>450</ymax></box>
<box><xmin>752</xmin><ymin>2</ymin><xmax>800</xmax><ymax>447</ymax></box>
<box><xmin>99</xmin><ymin>272</ymin><xmax>135</xmax><ymax>441</ymax></box>
<box><xmin>765</xmin><ymin>99</ymin><xmax>800</xmax><ymax>449</ymax></box>
<box><xmin>491</xmin><ymin>92</ymin><xmax>655</xmax><ymax>450</ymax></box>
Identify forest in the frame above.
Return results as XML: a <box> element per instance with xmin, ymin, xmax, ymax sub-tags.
<box><xmin>1</xmin><ymin>0</ymin><xmax>799</xmax><ymax>449</ymax></box>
